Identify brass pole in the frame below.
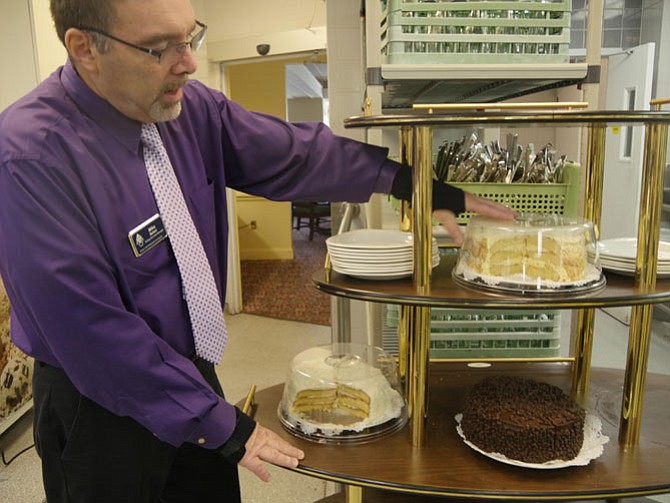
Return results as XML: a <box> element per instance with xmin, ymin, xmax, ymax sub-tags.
<box><xmin>398</xmin><ymin>127</ymin><xmax>413</xmax><ymax>400</ymax></box>
<box><xmin>408</xmin><ymin>304</ymin><xmax>431</xmax><ymax>446</ymax></box>
<box><xmin>650</xmin><ymin>97</ymin><xmax>670</xmax><ymax>109</ymax></box>
<box><xmin>571</xmin><ymin>125</ymin><xmax>606</xmax><ymax>396</ymax></box>
<box><xmin>345</xmin><ymin>485</ymin><xmax>363</xmax><ymax>503</ymax></box>
<box><xmin>408</xmin><ymin>126</ymin><xmax>433</xmax><ymax>446</ymax></box>
<box><xmin>412</xmin><ymin>126</ymin><xmax>433</xmax><ymax>293</ymax></box>
<box><xmin>399</xmin><ymin>305</ymin><xmax>412</xmax><ymax>411</ymax></box>
<box><xmin>241</xmin><ymin>385</ymin><xmax>256</xmax><ymax>416</ymax></box>
<box><xmin>620</xmin><ymin>121</ymin><xmax>668</xmax><ymax>445</ymax></box>
<box><xmin>582</xmin><ymin>125</ymin><xmax>606</xmax><ymax>227</ymax></box>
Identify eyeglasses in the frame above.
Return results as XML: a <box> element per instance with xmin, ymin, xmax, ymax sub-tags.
<box><xmin>77</xmin><ymin>21</ymin><xmax>207</xmax><ymax>65</ymax></box>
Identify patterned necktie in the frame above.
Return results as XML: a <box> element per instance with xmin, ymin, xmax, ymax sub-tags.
<box><xmin>141</xmin><ymin>123</ymin><xmax>227</xmax><ymax>364</ymax></box>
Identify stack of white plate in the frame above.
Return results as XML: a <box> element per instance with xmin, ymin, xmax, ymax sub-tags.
<box><xmin>326</xmin><ymin>229</ymin><xmax>440</xmax><ymax>280</ymax></box>
<box><xmin>597</xmin><ymin>237</ymin><xmax>670</xmax><ymax>277</ymax></box>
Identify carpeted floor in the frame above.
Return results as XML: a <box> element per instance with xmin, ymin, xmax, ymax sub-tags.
<box><xmin>240</xmin><ymin>228</ymin><xmax>331</xmax><ymax>326</ymax></box>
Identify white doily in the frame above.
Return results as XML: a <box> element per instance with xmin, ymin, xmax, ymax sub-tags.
<box><xmin>454</xmin><ymin>262</ymin><xmax>603</xmax><ymax>289</ymax></box>
<box><xmin>455</xmin><ymin>413</ymin><xmax>610</xmax><ymax>469</ymax></box>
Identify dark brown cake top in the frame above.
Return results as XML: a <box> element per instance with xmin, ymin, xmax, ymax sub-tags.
<box><xmin>463</xmin><ymin>375</ymin><xmax>585</xmax><ymax>428</ymax></box>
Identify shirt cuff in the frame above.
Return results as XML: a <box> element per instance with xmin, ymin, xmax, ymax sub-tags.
<box><xmin>217</xmin><ymin>407</ymin><xmax>257</xmax><ymax>464</ymax></box>
<box><xmin>373</xmin><ymin>158</ymin><xmax>402</xmax><ymax>194</ymax></box>
<box><xmin>183</xmin><ymin>397</ymin><xmax>237</xmax><ymax>450</ymax></box>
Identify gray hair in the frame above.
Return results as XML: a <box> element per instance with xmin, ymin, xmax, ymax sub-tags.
<box><xmin>50</xmin><ymin>0</ymin><xmax>118</xmax><ymax>52</ymax></box>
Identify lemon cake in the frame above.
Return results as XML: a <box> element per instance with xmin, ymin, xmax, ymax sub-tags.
<box><xmin>282</xmin><ymin>346</ymin><xmax>404</xmax><ymax>436</ymax></box>
<box><xmin>455</xmin><ymin>214</ymin><xmax>599</xmax><ymax>288</ymax></box>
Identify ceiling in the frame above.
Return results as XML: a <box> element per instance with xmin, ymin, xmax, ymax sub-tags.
<box><xmin>286</xmin><ymin>62</ymin><xmax>328</xmax><ymax>99</ymax></box>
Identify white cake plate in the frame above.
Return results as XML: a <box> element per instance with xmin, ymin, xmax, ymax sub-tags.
<box><xmin>454</xmin><ymin>413</ymin><xmax>609</xmax><ymax>469</ymax></box>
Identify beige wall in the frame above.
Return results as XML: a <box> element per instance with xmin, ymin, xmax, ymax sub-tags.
<box><xmin>227</xmin><ymin>57</ymin><xmax>301</xmax><ymax>118</ymax></box>
<box><xmin>204</xmin><ymin>0</ymin><xmax>326</xmax><ymax>45</ymax></box>
<box><xmin>203</xmin><ymin>0</ymin><xmax>326</xmax><ymax>63</ymax></box>
<box><xmin>236</xmin><ymin>197</ymin><xmax>293</xmax><ymax>260</ymax></box>
<box><xmin>0</xmin><ymin>1</ymin><xmax>38</xmax><ymax>111</ymax></box>
<box><xmin>31</xmin><ymin>0</ymin><xmax>67</xmax><ymax>80</ymax></box>
<box><xmin>3</xmin><ymin>0</ymin><xmax>209</xmax><ymax>93</ymax></box>
<box><xmin>287</xmin><ymin>98</ymin><xmax>323</xmax><ymax>122</ymax></box>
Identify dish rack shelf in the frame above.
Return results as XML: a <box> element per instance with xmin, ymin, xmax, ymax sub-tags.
<box><xmin>383</xmin><ymin>306</ymin><xmax>561</xmax><ymax>359</ymax></box>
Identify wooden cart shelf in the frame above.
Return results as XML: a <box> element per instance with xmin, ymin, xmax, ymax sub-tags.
<box><xmin>314</xmin><ymin>255</ymin><xmax>670</xmax><ymax>310</ymax></box>
<box><xmin>251</xmin><ymin>362</ymin><xmax>670</xmax><ymax>500</ymax></box>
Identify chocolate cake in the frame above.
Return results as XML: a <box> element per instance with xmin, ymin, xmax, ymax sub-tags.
<box><xmin>460</xmin><ymin>376</ymin><xmax>585</xmax><ymax>464</ymax></box>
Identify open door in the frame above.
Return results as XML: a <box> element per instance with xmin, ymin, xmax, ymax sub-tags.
<box><xmin>600</xmin><ymin>43</ymin><xmax>655</xmax><ymax>240</ymax></box>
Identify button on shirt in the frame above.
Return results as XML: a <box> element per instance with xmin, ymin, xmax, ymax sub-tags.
<box><xmin>0</xmin><ymin>60</ymin><xmax>398</xmax><ymax>448</ymax></box>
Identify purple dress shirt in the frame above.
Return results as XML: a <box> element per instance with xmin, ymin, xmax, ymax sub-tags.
<box><xmin>0</xmin><ymin>60</ymin><xmax>398</xmax><ymax>448</ymax></box>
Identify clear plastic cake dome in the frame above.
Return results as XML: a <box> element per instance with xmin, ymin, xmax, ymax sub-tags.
<box><xmin>453</xmin><ymin>213</ymin><xmax>605</xmax><ymax>295</ymax></box>
<box><xmin>278</xmin><ymin>342</ymin><xmax>407</xmax><ymax>444</ymax></box>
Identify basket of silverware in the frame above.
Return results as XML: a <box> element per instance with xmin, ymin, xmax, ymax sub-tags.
<box><xmin>435</xmin><ymin>132</ymin><xmax>580</xmax><ymax>224</ymax></box>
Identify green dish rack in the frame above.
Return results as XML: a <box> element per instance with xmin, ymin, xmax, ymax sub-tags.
<box><xmin>383</xmin><ymin>306</ymin><xmax>562</xmax><ymax>359</ymax></box>
<box><xmin>381</xmin><ymin>0</ymin><xmax>572</xmax><ymax>65</ymax></box>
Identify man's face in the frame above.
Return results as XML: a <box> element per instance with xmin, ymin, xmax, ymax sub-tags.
<box><xmin>90</xmin><ymin>0</ymin><xmax>199</xmax><ymax>123</ymax></box>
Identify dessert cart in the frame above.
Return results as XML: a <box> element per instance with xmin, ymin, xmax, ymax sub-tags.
<box><xmin>245</xmin><ymin>106</ymin><xmax>670</xmax><ymax>502</ymax></box>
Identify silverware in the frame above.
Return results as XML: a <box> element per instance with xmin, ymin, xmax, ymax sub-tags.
<box><xmin>432</xmin><ymin>132</ymin><xmax>570</xmax><ymax>185</ymax></box>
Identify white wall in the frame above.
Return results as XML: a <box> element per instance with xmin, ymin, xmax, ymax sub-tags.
<box><xmin>0</xmin><ymin>1</ymin><xmax>39</xmax><ymax>111</ymax></box>
<box><xmin>31</xmin><ymin>0</ymin><xmax>67</xmax><ymax>80</ymax></box>
<box><xmin>204</xmin><ymin>0</ymin><xmax>326</xmax><ymax>62</ymax></box>
<box><xmin>1</xmin><ymin>0</ymin><xmax>79</xmax><ymax>111</ymax></box>
<box><xmin>0</xmin><ymin>0</ymin><xmax>214</xmax><ymax>109</ymax></box>
<box><xmin>204</xmin><ymin>0</ymin><xmax>325</xmax><ymax>42</ymax></box>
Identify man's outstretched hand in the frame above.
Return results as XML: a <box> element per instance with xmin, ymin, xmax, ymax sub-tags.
<box><xmin>433</xmin><ymin>192</ymin><xmax>517</xmax><ymax>245</ymax></box>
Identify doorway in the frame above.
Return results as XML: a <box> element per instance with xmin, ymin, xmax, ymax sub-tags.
<box><xmin>224</xmin><ymin>55</ymin><xmax>330</xmax><ymax>322</ymax></box>
<box><xmin>601</xmin><ymin>42</ymin><xmax>655</xmax><ymax>240</ymax></box>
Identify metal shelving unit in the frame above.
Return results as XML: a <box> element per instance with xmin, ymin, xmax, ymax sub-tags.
<box><xmin>379</xmin><ymin>62</ymin><xmax>588</xmax><ymax>108</ymax></box>
<box><xmin>364</xmin><ymin>0</ymin><xmax>590</xmax><ymax>109</ymax></box>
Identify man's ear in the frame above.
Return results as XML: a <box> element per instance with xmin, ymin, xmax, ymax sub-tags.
<box><xmin>64</xmin><ymin>28</ymin><xmax>99</xmax><ymax>74</ymax></box>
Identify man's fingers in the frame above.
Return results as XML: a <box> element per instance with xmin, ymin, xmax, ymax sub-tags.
<box><xmin>433</xmin><ymin>210</ymin><xmax>464</xmax><ymax>244</ymax></box>
<box><xmin>432</xmin><ymin>194</ymin><xmax>515</xmax><ymax>245</ymax></box>
<box><xmin>259</xmin><ymin>446</ymin><xmax>302</xmax><ymax>468</ymax></box>
<box><xmin>239</xmin><ymin>424</ymin><xmax>305</xmax><ymax>482</ymax></box>
<box><xmin>246</xmin><ymin>459</ymin><xmax>272</xmax><ymax>482</ymax></box>
<box><xmin>464</xmin><ymin>192</ymin><xmax>516</xmax><ymax>220</ymax></box>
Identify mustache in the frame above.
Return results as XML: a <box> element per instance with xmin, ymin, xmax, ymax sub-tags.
<box><xmin>163</xmin><ymin>79</ymin><xmax>188</xmax><ymax>94</ymax></box>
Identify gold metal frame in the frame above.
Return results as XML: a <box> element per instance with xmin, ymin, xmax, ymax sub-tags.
<box><xmin>413</xmin><ymin>101</ymin><xmax>589</xmax><ymax>112</ymax></box>
<box><xmin>342</xmin><ymin>108</ymin><xmax>670</xmax><ymax>448</ymax></box>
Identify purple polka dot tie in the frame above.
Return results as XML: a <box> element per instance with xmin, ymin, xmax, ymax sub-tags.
<box><xmin>141</xmin><ymin>123</ymin><xmax>227</xmax><ymax>364</ymax></box>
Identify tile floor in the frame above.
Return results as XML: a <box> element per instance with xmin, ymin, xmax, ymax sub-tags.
<box><xmin>1</xmin><ymin>309</ymin><xmax>669</xmax><ymax>502</ymax></box>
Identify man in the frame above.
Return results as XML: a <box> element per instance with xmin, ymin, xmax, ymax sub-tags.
<box><xmin>0</xmin><ymin>0</ymin><xmax>515</xmax><ymax>502</ymax></box>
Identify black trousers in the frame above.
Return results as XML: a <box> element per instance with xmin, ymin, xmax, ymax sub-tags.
<box><xmin>32</xmin><ymin>359</ymin><xmax>241</xmax><ymax>503</ymax></box>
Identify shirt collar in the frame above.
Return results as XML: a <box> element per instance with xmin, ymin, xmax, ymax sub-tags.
<box><xmin>61</xmin><ymin>59</ymin><xmax>143</xmax><ymax>153</ymax></box>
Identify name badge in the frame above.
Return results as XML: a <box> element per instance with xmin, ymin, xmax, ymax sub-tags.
<box><xmin>128</xmin><ymin>213</ymin><xmax>167</xmax><ymax>257</ymax></box>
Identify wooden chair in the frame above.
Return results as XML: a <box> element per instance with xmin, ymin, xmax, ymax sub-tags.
<box><xmin>292</xmin><ymin>201</ymin><xmax>330</xmax><ymax>241</ymax></box>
